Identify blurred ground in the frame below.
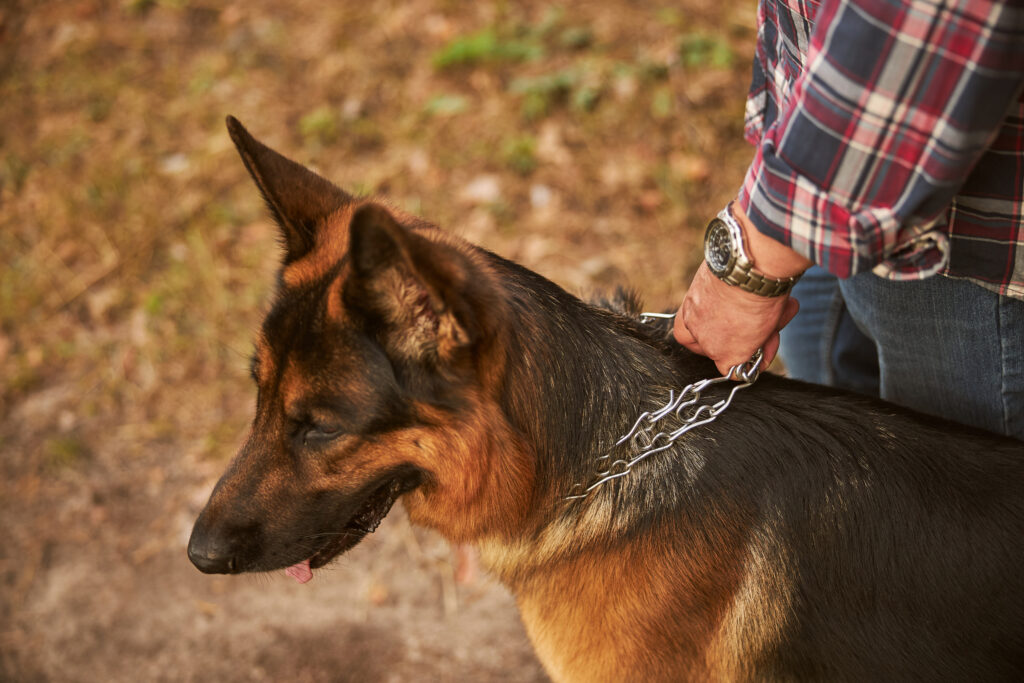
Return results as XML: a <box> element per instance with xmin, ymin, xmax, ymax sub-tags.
<box><xmin>0</xmin><ymin>0</ymin><xmax>756</xmax><ymax>680</ymax></box>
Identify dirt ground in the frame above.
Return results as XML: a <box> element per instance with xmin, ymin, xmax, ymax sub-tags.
<box><xmin>0</xmin><ymin>1</ymin><xmax>756</xmax><ymax>680</ymax></box>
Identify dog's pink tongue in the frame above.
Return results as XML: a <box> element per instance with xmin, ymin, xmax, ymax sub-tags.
<box><xmin>285</xmin><ymin>559</ymin><xmax>313</xmax><ymax>584</ymax></box>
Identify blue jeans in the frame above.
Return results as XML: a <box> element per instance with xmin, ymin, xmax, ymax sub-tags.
<box><xmin>778</xmin><ymin>266</ymin><xmax>1024</xmax><ymax>440</ymax></box>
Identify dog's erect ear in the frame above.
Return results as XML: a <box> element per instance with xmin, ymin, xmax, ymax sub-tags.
<box><xmin>345</xmin><ymin>204</ymin><xmax>497</xmax><ymax>365</ymax></box>
<box><xmin>226</xmin><ymin>116</ymin><xmax>350</xmax><ymax>262</ymax></box>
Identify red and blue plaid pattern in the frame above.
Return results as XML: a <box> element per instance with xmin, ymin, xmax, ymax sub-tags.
<box><xmin>737</xmin><ymin>0</ymin><xmax>1024</xmax><ymax>298</ymax></box>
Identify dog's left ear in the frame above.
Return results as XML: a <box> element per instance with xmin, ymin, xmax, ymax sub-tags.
<box><xmin>344</xmin><ymin>204</ymin><xmax>499</xmax><ymax>366</ymax></box>
<box><xmin>226</xmin><ymin>116</ymin><xmax>350</xmax><ymax>263</ymax></box>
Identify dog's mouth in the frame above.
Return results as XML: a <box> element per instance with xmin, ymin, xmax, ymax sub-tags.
<box><xmin>285</xmin><ymin>471</ymin><xmax>421</xmax><ymax>584</ymax></box>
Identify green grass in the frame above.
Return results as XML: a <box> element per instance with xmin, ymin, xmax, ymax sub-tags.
<box><xmin>44</xmin><ymin>436</ymin><xmax>88</xmax><ymax>470</ymax></box>
<box><xmin>501</xmin><ymin>135</ymin><xmax>538</xmax><ymax>175</ymax></box>
<box><xmin>2</xmin><ymin>153</ymin><xmax>31</xmax><ymax>194</ymax></box>
<box><xmin>679</xmin><ymin>33</ymin><xmax>735</xmax><ymax>69</ymax></box>
<box><xmin>558</xmin><ymin>26</ymin><xmax>594</xmax><ymax>50</ymax></box>
<box><xmin>299</xmin><ymin>106</ymin><xmax>340</xmax><ymax>144</ymax></box>
<box><xmin>432</xmin><ymin>29</ymin><xmax>544</xmax><ymax>69</ymax></box>
<box><xmin>423</xmin><ymin>94</ymin><xmax>470</xmax><ymax>117</ymax></box>
<box><xmin>651</xmin><ymin>86</ymin><xmax>674</xmax><ymax>119</ymax></box>
<box><xmin>509</xmin><ymin>69</ymin><xmax>579</xmax><ymax>119</ymax></box>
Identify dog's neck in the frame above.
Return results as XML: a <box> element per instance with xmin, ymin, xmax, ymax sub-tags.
<box><xmin>470</xmin><ymin>261</ymin><xmax>734</xmax><ymax>585</ymax></box>
<box><xmin>494</xmin><ymin>259</ymin><xmax>718</xmax><ymax>525</ymax></box>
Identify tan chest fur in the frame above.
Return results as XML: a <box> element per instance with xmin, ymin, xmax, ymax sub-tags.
<box><xmin>494</xmin><ymin>529</ymin><xmax>769</xmax><ymax>683</ymax></box>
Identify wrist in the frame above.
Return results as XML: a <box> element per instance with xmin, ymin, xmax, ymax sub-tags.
<box><xmin>703</xmin><ymin>203</ymin><xmax>807</xmax><ymax>297</ymax></box>
<box><xmin>701</xmin><ymin>261</ymin><xmax>789</xmax><ymax>308</ymax></box>
<box><xmin>731</xmin><ymin>203</ymin><xmax>812</xmax><ymax>279</ymax></box>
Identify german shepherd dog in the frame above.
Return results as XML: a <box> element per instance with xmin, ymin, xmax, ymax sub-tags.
<box><xmin>189</xmin><ymin>118</ymin><xmax>1024</xmax><ymax>682</ymax></box>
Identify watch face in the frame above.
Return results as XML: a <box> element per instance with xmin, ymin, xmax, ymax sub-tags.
<box><xmin>704</xmin><ymin>219</ymin><xmax>734</xmax><ymax>275</ymax></box>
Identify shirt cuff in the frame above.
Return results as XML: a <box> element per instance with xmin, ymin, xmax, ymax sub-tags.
<box><xmin>737</xmin><ymin>141</ymin><xmax>950</xmax><ymax>281</ymax></box>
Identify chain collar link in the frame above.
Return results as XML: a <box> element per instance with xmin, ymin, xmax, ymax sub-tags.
<box><xmin>565</xmin><ymin>312</ymin><xmax>763</xmax><ymax>501</ymax></box>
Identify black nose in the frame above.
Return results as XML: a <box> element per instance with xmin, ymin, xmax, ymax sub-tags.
<box><xmin>187</xmin><ymin>529</ymin><xmax>238</xmax><ymax>574</ymax></box>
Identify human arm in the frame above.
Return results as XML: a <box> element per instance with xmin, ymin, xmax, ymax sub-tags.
<box><xmin>676</xmin><ymin>0</ymin><xmax>1024</xmax><ymax>372</ymax></box>
<box><xmin>741</xmin><ymin>0</ymin><xmax>1024</xmax><ymax>278</ymax></box>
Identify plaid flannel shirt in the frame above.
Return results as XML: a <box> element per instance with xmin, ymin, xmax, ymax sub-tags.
<box><xmin>737</xmin><ymin>0</ymin><xmax>1024</xmax><ymax>299</ymax></box>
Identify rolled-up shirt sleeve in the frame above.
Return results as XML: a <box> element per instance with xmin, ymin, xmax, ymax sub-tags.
<box><xmin>737</xmin><ymin>0</ymin><xmax>1024</xmax><ymax>280</ymax></box>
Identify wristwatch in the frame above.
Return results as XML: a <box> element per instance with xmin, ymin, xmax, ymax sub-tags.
<box><xmin>703</xmin><ymin>205</ymin><xmax>800</xmax><ymax>297</ymax></box>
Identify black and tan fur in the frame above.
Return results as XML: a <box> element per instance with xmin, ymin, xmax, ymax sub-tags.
<box><xmin>189</xmin><ymin>118</ymin><xmax>1024</xmax><ymax>682</ymax></box>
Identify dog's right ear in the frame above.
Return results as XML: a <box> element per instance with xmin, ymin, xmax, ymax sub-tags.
<box><xmin>226</xmin><ymin>116</ymin><xmax>351</xmax><ymax>263</ymax></box>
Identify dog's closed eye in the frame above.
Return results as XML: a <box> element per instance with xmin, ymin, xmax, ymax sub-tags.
<box><xmin>303</xmin><ymin>424</ymin><xmax>345</xmax><ymax>445</ymax></box>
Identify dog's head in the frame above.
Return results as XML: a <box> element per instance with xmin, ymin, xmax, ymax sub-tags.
<box><xmin>187</xmin><ymin>118</ymin><xmax>534</xmax><ymax>581</ymax></box>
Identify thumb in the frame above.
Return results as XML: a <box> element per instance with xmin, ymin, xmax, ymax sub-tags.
<box><xmin>762</xmin><ymin>297</ymin><xmax>799</xmax><ymax>369</ymax></box>
<box><xmin>779</xmin><ymin>296</ymin><xmax>800</xmax><ymax>328</ymax></box>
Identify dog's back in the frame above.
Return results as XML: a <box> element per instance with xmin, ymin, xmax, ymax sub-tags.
<box><xmin>692</xmin><ymin>376</ymin><xmax>1023</xmax><ymax>680</ymax></box>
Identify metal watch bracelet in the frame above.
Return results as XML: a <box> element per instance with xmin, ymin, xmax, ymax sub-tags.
<box><xmin>715</xmin><ymin>206</ymin><xmax>801</xmax><ymax>297</ymax></box>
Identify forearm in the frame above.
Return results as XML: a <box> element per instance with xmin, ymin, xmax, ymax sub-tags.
<box><xmin>732</xmin><ymin>202</ymin><xmax>811</xmax><ymax>279</ymax></box>
<box><xmin>742</xmin><ymin>0</ymin><xmax>1024</xmax><ymax>278</ymax></box>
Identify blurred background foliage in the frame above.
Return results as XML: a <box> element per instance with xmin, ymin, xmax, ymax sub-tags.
<box><xmin>0</xmin><ymin>0</ymin><xmax>756</xmax><ymax>679</ymax></box>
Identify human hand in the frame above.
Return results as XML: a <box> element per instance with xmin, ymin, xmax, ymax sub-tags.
<box><xmin>673</xmin><ymin>262</ymin><xmax>800</xmax><ymax>375</ymax></box>
<box><xmin>674</xmin><ymin>203</ymin><xmax>811</xmax><ymax>375</ymax></box>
